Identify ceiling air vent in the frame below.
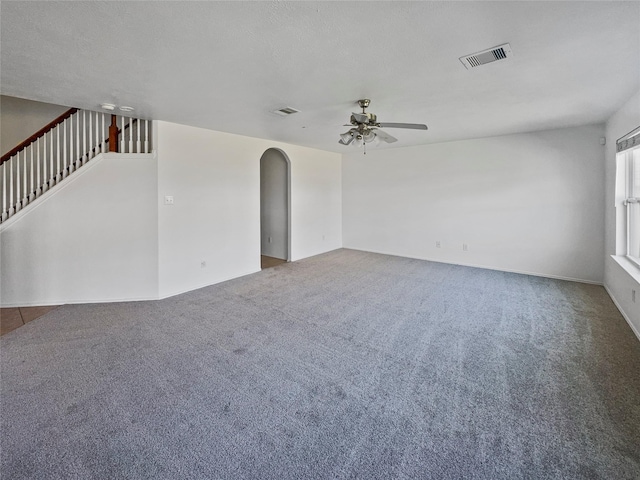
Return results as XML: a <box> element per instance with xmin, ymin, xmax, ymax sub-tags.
<box><xmin>272</xmin><ymin>106</ymin><xmax>300</xmax><ymax>116</ymax></box>
<box><xmin>460</xmin><ymin>43</ymin><xmax>512</xmax><ymax>70</ymax></box>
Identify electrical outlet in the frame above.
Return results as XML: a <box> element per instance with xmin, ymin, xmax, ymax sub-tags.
<box><xmin>633</xmin><ymin>289</ymin><xmax>636</xmax><ymax>303</ymax></box>
<box><xmin>164</xmin><ymin>195</ymin><xmax>174</xmax><ymax>205</ymax></box>
<box><xmin>462</xmin><ymin>243</ymin><xmax>468</xmax><ymax>251</ymax></box>
<box><xmin>268</xmin><ymin>236</ymin><xmax>272</xmax><ymax>243</ymax></box>
<box><xmin>436</xmin><ymin>241</ymin><xmax>441</xmax><ymax>248</ymax></box>
<box><xmin>201</xmin><ymin>261</ymin><xmax>206</xmax><ymax>268</ymax></box>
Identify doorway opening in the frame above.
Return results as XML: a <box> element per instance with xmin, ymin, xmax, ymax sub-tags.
<box><xmin>260</xmin><ymin>148</ymin><xmax>291</xmax><ymax>269</ymax></box>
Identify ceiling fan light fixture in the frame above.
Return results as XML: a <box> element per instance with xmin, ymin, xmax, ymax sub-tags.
<box><xmin>339</xmin><ymin>131</ymin><xmax>356</xmax><ymax>145</ymax></box>
<box><xmin>340</xmin><ymin>131</ymin><xmax>353</xmax><ymax>142</ymax></box>
<box><xmin>363</xmin><ymin>130</ymin><xmax>376</xmax><ymax>143</ymax></box>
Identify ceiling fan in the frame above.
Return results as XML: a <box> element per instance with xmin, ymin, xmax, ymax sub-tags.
<box><xmin>339</xmin><ymin>99</ymin><xmax>428</xmax><ymax>153</ymax></box>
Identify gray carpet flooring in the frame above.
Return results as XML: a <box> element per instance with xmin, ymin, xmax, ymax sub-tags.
<box><xmin>1</xmin><ymin>249</ymin><xmax>639</xmax><ymax>479</ymax></box>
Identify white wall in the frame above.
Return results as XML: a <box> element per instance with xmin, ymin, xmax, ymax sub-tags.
<box><xmin>260</xmin><ymin>149</ymin><xmax>289</xmax><ymax>260</ymax></box>
<box><xmin>0</xmin><ymin>120</ymin><xmax>341</xmax><ymax>306</ymax></box>
<box><xmin>343</xmin><ymin>125</ymin><xmax>605</xmax><ymax>283</ymax></box>
<box><xmin>156</xmin><ymin>121</ymin><xmax>341</xmax><ymax>298</ymax></box>
<box><xmin>1</xmin><ymin>96</ymin><xmax>69</xmax><ymax>156</ymax></box>
<box><xmin>289</xmin><ymin>145</ymin><xmax>342</xmax><ymax>262</ymax></box>
<box><xmin>604</xmin><ymin>90</ymin><xmax>640</xmax><ymax>339</ymax></box>
<box><xmin>0</xmin><ymin>153</ymin><xmax>158</xmax><ymax>306</ymax></box>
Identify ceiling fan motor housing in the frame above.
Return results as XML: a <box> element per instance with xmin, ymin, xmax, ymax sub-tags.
<box><xmin>350</xmin><ymin>112</ymin><xmax>377</xmax><ymax>125</ymax></box>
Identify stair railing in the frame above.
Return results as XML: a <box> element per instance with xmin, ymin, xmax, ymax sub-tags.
<box><xmin>0</xmin><ymin>109</ymin><xmax>152</xmax><ymax>223</ymax></box>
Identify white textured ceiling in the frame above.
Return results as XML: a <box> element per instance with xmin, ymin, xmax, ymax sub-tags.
<box><xmin>2</xmin><ymin>1</ymin><xmax>639</xmax><ymax>152</ymax></box>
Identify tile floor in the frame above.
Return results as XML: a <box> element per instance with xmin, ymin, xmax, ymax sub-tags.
<box><xmin>0</xmin><ymin>306</ymin><xmax>59</xmax><ymax>336</ymax></box>
<box><xmin>261</xmin><ymin>255</ymin><xmax>287</xmax><ymax>269</ymax></box>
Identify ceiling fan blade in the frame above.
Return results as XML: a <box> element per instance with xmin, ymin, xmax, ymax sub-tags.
<box><xmin>374</xmin><ymin>129</ymin><xmax>398</xmax><ymax>143</ymax></box>
<box><xmin>351</xmin><ymin>112</ymin><xmax>369</xmax><ymax>124</ymax></box>
<box><xmin>378</xmin><ymin>122</ymin><xmax>428</xmax><ymax>130</ymax></box>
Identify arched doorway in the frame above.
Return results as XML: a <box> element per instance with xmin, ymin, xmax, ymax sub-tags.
<box><xmin>260</xmin><ymin>148</ymin><xmax>290</xmax><ymax>268</ymax></box>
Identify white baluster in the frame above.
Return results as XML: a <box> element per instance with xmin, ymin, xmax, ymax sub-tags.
<box><xmin>22</xmin><ymin>149</ymin><xmax>28</xmax><ymax>207</ymax></box>
<box><xmin>43</xmin><ymin>131</ymin><xmax>48</xmax><ymax>192</ymax></box>
<box><xmin>98</xmin><ymin>113</ymin><xmax>103</xmax><ymax>153</ymax></box>
<box><xmin>16</xmin><ymin>152</ymin><xmax>24</xmax><ymax>212</ymax></box>
<box><xmin>129</xmin><ymin>118</ymin><xmax>134</xmax><ymax>153</ymax></box>
<box><xmin>136</xmin><ymin>118</ymin><xmax>141</xmax><ymax>153</ymax></box>
<box><xmin>144</xmin><ymin>120</ymin><xmax>149</xmax><ymax>153</ymax></box>
<box><xmin>55</xmin><ymin>125</ymin><xmax>61</xmax><ymax>182</ymax></box>
<box><xmin>49</xmin><ymin>129</ymin><xmax>54</xmax><ymax>186</ymax></box>
<box><xmin>69</xmin><ymin>115</ymin><xmax>75</xmax><ymax>174</ymax></box>
<box><xmin>24</xmin><ymin>143</ymin><xmax>36</xmax><ymax>203</ymax></box>
<box><xmin>101</xmin><ymin>112</ymin><xmax>105</xmax><ymax>152</ymax></box>
<box><xmin>76</xmin><ymin>111</ymin><xmax>80</xmax><ymax>168</ymax></box>
<box><xmin>102</xmin><ymin>112</ymin><xmax>106</xmax><ymax>151</ymax></box>
<box><xmin>82</xmin><ymin>110</ymin><xmax>87</xmax><ymax>166</ymax></box>
<box><xmin>95</xmin><ymin>111</ymin><xmax>100</xmax><ymax>154</ymax></box>
<box><xmin>36</xmin><ymin>137</ymin><xmax>41</xmax><ymax>197</ymax></box>
<box><xmin>15</xmin><ymin>153</ymin><xmax>22</xmax><ymax>213</ymax></box>
<box><xmin>16</xmin><ymin>154</ymin><xmax>21</xmax><ymax>213</ymax></box>
<box><xmin>19</xmin><ymin>151</ymin><xmax>24</xmax><ymax>208</ymax></box>
<box><xmin>29</xmin><ymin>144</ymin><xmax>35</xmax><ymax>201</ymax></box>
<box><xmin>1</xmin><ymin>161</ymin><xmax>7</xmax><ymax>221</ymax></box>
<box><xmin>9</xmin><ymin>156</ymin><xmax>15</xmax><ymax>216</ymax></box>
<box><xmin>94</xmin><ymin>111</ymin><xmax>98</xmax><ymax>154</ymax></box>
<box><xmin>62</xmin><ymin>121</ymin><xmax>68</xmax><ymax>178</ymax></box>
<box><xmin>89</xmin><ymin>111</ymin><xmax>93</xmax><ymax>160</ymax></box>
<box><xmin>120</xmin><ymin>116</ymin><xmax>125</xmax><ymax>153</ymax></box>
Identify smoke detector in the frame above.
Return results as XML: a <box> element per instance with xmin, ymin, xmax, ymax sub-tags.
<box><xmin>460</xmin><ymin>43</ymin><xmax>512</xmax><ymax>69</ymax></box>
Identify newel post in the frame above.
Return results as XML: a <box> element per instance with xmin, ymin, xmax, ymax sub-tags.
<box><xmin>108</xmin><ymin>115</ymin><xmax>119</xmax><ymax>152</ymax></box>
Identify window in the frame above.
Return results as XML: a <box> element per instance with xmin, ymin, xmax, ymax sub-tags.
<box><xmin>624</xmin><ymin>148</ymin><xmax>640</xmax><ymax>263</ymax></box>
<box><xmin>617</xmin><ymin>129</ymin><xmax>640</xmax><ymax>266</ymax></box>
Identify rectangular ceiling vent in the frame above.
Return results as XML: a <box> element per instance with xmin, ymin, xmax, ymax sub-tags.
<box><xmin>272</xmin><ymin>107</ymin><xmax>300</xmax><ymax>116</ymax></box>
<box><xmin>460</xmin><ymin>43</ymin><xmax>512</xmax><ymax>70</ymax></box>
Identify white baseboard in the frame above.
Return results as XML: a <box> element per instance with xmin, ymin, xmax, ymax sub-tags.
<box><xmin>0</xmin><ymin>294</ymin><xmax>159</xmax><ymax>308</ymax></box>
<box><xmin>158</xmin><ymin>268</ymin><xmax>261</xmax><ymax>300</ymax></box>
<box><xmin>1</xmin><ymin>269</ymin><xmax>262</xmax><ymax>307</ymax></box>
<box><xmin>604</xmin><ymin>285</ymin><xmax>640</xmax><ymax>342</ymax></box>
<box><xmin>344</xmin><ymin>247</ymin><xmax>603</xmax><ymax>285</ymax></box>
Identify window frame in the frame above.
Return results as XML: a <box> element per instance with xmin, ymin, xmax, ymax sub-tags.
<box><xmin>621</xmin><ymin>146</ymin><xmax>640</xmax><ymax>267</ymax></box>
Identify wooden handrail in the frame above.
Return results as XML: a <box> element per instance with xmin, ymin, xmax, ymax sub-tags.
<box><xmin>1</xmin><ymin>107</ymin><xmax>78</xmax><ymax>165</ymax></box>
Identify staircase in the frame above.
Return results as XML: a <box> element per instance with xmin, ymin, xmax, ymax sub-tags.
<box><xmin>1</xmin><ymin>108</ymin><xmax>152</xmax><ymax>223</ymax></box>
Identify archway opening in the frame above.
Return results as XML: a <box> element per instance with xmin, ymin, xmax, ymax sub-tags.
<box><xmin>260</xmin><ymin>148</ymin><xmax>291</xmax><ymax>269</ymax></box>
